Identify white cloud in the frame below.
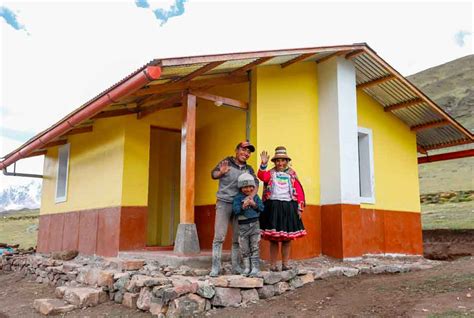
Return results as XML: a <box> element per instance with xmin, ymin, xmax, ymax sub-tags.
<box><xmin>0</xmin><ymin>0</ymin><xmax>472</xmax><ymax>190</ymax></box>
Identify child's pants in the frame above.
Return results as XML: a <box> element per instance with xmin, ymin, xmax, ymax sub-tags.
<box><xmin>238</xmin><ymin>221</ymin><xmax>260</xmax><ymax>259</ymax></box>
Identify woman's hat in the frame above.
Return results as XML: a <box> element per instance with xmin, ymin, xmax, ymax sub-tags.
<box><xmin>271</xmin><ymin>146</ymin><xmax>291</xmax><ymax>162</ymax></box>
<box><xmin>237</xmin><ymin>173</ymin><xmax>256</xmax><ymax>188</ymax></box>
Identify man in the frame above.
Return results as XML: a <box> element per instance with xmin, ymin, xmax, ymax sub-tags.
<box><xmin>210</xmin><ymin>141</ymin><xmax>259</xmax><ymax>277</ymax></box>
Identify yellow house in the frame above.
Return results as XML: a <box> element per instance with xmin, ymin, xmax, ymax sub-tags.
<box><xmin>2</xmin><ymin>43</ymin><xmax>472</xmax><ymax>259</ymax></box>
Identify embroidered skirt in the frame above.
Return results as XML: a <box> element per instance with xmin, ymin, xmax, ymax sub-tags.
<box><xmin>260</xmin><ymin>200</ymin><xmax>307</xmax><ymax>241</ymax></box>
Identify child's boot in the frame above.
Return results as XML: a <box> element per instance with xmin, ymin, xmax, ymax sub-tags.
<box><xmin>242</xmin><ymin>258</ymin><xmax>251</xmax><ymax>276</ymax></box>
<box><xmin>248</xmin><ymin>256</ymin><xmax>260</xmax><ymax>277</ymax></box>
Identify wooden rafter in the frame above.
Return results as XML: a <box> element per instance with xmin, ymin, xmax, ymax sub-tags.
<box><xmin>190</xmin><ymin>90</ymin><xmax>248</xmax><ymax>110</ymax></box>
<box><xmin>137</xmin><ymin>94</ymin><xmax>183</xmax><ymax>119</ymax></box>
<box><xmin>315</xmin><ymin>50</ymin><xmax>350</xmax><ymax>64</ymax></box>
<box><xmin>345</xmin><ymin>50</ymin><xmax>365</xmax><ymax>59</ymax></box>
<box><xmin>424</xmin><ymin>139</ymin><xmax>472</xmax><ymax>151</ymax></box>
<box><xmin>384</xmin><ymin>98</ymin><xmax>423</xmax><ymax>112</ymax></box>
<box><xmin>42</xmin><ymin>139</ymin><xmax>68</xmax><ymax>148</ymax></box>
<box><xmin>417</xmin><ymin>145</ymin><xmax>427</xmax><ymax>155</ymax></box>
<box><xmin>24</xmin><ymin>150</ymin><xmax>48</xmax><ymax>158</ymax></box>
<box><xmin>411</xmin><ymin>120</ymin><xmax>449</xmax><ymax>132</ymax></box>
<box><xmin>418</xmin><ymin>149</ymin><xmax>474</xmax><ymax>164</ymax></box>
<box><xmin>280</xmin><ymin>53</ymin><xmax>315</xmax><ymax>68</ymax></box>
<box><xmin>91</xmin><ymin>108</ymin><xmax>139</xmax><ymax>120</ymax></box>
<box><xmin>134</xmin><ymin>74</ymin><xmax>248</xmax><ymax>97</ymax></box>
<box><xmin>357</xmin><ymin>75</ymin><xmax>395</xmax><ymax>89</ymax></box>
<box><xmin>64</xmin><ymin>126</ymin><xmax>93</xmax><ymax>136</ymax></box>
<box><xmin>173</xmin><ymin>61</ymin><xmax>225</xmax><ymax>83</ymax></box>
<box><xmin>229</xmin><ymin>57</ymin><xmax>274</xmax><ymax>76</ymax></box>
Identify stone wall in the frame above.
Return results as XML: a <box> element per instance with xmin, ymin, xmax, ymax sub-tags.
<box><xmin>1</xmin><ymin>253</ymin><xmax>438</xmax><ymax>316</ymax></box>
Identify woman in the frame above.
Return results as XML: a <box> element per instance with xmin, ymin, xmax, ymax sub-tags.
<box><xmin>258</xmin><ymin>146</ymin><xmax>306</xmax><ymax>271</ymax></box>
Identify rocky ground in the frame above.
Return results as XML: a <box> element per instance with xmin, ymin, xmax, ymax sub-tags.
<box><xmin>0</xmin><ymin>256</ymin><xmax>472</xmax><ymax>317</ymax></box>
<box><xmin>206</xmin><ymin>256</ymin><xmax>474</xmax><ymax>318</ymax></box>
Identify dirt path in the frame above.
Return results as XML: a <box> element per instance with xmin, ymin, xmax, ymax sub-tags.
<box><xmin>207</xmin><ymin>256</ymin><xmax>474</xmax><ymax>318</ymax></box>
<box><xmin>0</xmin><ymin>257</ymin><xmax>473</xmax><ymax>317</ymax></box>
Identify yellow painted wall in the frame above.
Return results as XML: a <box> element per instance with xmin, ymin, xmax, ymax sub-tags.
<box><xmin>253</xmin><ymin>63</ymin><xmax>320</xmax><ymax>205</ymax></box>
<box><xmin>357</xmin><ymin>90</ymin><xmax>421</xmax><ymax>212</ymax></box>
<box><xmin>40</xmin><ymin>117</ymin><xmax>126</xmax><ymax>215</ymax></box>
<box><xmin>195</xmin><ymin>83</ymin><xmax>249</xmax><ymax>205</ymax></box>
<box><xmin>121</xmin><ymin>107</ymin><xmax>182</xmax><ymax>206</ymax></box>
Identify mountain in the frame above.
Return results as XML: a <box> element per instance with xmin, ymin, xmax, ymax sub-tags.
<box><xmin>0</xmin><ymin>180</ymin><xmax>42</xmax><ymax>212</ymax></box>
<box><xmin>408</xmin><ymin>55</ymin><xmax>473</xmax><ymax>194</ymax></box>
<box><xmin>408</xmin><ymin>54</ymin><xmax>474</xmax><ymax>131</ymax></box>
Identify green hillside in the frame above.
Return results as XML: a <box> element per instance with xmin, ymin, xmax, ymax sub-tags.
<box><xmin>408</xmin><ymin>55</ymin><xmax>473</xmax><ymax>194</ymax></box>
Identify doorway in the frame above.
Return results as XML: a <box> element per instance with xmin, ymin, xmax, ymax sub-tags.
<box><xmin>147</xmin><ymin>127</ymin><xmax>181</xmax><ymax>247</ymax></box>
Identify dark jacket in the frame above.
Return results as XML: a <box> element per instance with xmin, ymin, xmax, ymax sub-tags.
<box><xmin>232</xmin><ymin>192</ymin><xmax>264</xmax><ymax>224</ymax></box>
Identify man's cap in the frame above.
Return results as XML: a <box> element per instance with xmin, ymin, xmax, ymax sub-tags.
<box><xmin>236</xmin><ymin>140</ymin><xmax>255</xmax><ymax>152</ymax></box>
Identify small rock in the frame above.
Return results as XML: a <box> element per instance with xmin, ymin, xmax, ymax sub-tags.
<box><xmin>84</xmin><ymin>268</ymin><xmax>101</xmax><ymax>286</ymax></box>
<box><xmin>193</xmin><ymin>269</ymin><xmax>210</xmax><ymax>276</ymax></box>
<box><xmin>122</xmin><ymin>259</ymin><xmax>145</xmax><ymax>271</ymax></box>
<box><xmin>257</xmin><ymin>285</ymin><xmax>275</xmax><ymax>299</ymax></box>
<box><xmin>55</xmin><ymin>286</ymin><xmax>67</xmax><ymax>299</ymax></box>
<box><xmin>197</xmin><ymin>282</ymin><xmax>215</xmax><ymax>299</ymax></box>
<box><xmin>342</xmin><ymin>267</ymin><xmax>359</xmax><ymax>277</ymax></box>
<box><xmin>114</xmin><ymin>291</ymin><xmax>123</xmax><ymax>303</ymax></box>
<box><xmin>274</xmin><ymin>281</ymin><xmax>290</xmax><ymax>295</ymax></box>
<box><xmin>33</xmin><ymin>298</ymin><xmax>76</xmax><ymax>315</ymax></box>
<box><xmin>97</xmin><ymin>270</ymin><xmax>115</xmax><ymax>288</ymax></box>
<box><xmin>258</xmin><ymin>271</ymin><xmax>282</xmax><ymax>285</ymax></box>
<box><xmin>62</xmin><ymin>262</ymin><xmax>80</xmax><ymax>272</ymax></box>
<box><xmin>122</xmin><ymin>292</ymin><xmax>138</xmax><ymax>309</ymax></box>
<box><xmin>211</xmin><ymin>287</ymin><xmax>242</xmax><ymax>307</ymax></box>
<box><xmin>227</xmin><ymin>275</ymin><xmax>263</xmax><ymax>288</ymax></box>
<box><xmin>63</xmin><ymin>287</ymin><xmax>108</xmax><ymax>307</ymax></box>
<box><xmin>167</xmin><ymin>293</ymin><xmax>206</xmax><ymax>317</ymax></box>
<box><xmin>150</xmin><ymin>300</ymin><xmax>168</xmax><ymax>316</ymax></box>
<box><xmin>51</xmin><ymin>250</ymin><xmax>78</xmax><ymax>261</ymax></box>
<box><xmin>136</xmin><ymin>287</ymin><xmax>152</xmax><ymax>311</ymax></box>
<box><xmin>280</xmin><ymin>269</ymin><xmax>298</xmax><ymax>282</ymax></box>
<box><xmin>241</xmin><ymin>289</ymin><xmax>259</xmax><ymax>304</ymax></box>
<box><xmin>209</xmin><ymin>276</ymin><xmax>228</xmax><ymax>287</ymax></box>
<box><xmin>113</xmin><ymin>272</ymin><xmax>129</xmax><ymax>280</ymax></box>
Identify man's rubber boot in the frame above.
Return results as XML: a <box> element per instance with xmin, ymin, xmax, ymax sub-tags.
<box><xmin>209</xmin><ymin>244</ymin><xmax>222</xmax><ymax>277</ymax></box>
<box><xmin>248</xmin><ymin>257</ymin><xmax>260</xmax><ymax>277</ymax></box>
<box><xmin>242</xmin><ymin>258</ymin><xmax>251</xmax><ymax>276</ymax></box>
<box><xmin>231</xmin><ymin>246</ymin><xmax>243</xmax><ymax>274</ymax></box>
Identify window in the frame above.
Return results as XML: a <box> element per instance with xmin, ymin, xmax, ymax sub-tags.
<box><xmin>358</xmin><ymin>127</ymin><xmax>375</xmax><ymax>204</ymax></box>
<box><xmin>55</xmin><ymin>143</ymin><xmax>70</xmax><ymax>203</ymax></box>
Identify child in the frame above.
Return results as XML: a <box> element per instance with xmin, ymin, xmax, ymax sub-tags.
<box><xmin>232</xmin><ymin>173</ymin><xmax>264</xmax><ymax>277</ymax></box>
<box><xmin>258</xmin><ymin>146</ymin><xmax>306</xmax><ymax>271</ymax></box>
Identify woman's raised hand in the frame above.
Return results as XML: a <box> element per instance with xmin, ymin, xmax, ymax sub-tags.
<box><xmin>260</xmin><ymin>151</ymin><xmax>269</xmax><ymax>165</ymax></box>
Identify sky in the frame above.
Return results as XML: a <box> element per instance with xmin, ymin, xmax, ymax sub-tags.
<box><xmin>0</xmin><ymin>0</ymin><xmax>473</xmax><ymax>190</ymax></box>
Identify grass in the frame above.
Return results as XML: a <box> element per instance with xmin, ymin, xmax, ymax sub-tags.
<box><xmin>0</xmin><ymin>209</ymin><xmax>39</xmax><ymax>248</ymax></box>
<box><xmin>422</xmin><ymin>201</ymin><xmax>474</xmax><ymax>230</ymax></box>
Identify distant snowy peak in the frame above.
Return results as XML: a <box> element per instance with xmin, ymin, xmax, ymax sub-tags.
<box><xmin>0</xmin><ymin>180</ymin><xmax>42</xmax><ymax>212</ymax></box>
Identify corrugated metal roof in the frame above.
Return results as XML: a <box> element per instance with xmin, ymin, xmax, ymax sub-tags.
<box><xmin>131</xmin><ymin>44</ymin><xmax>471</xmax><ymax>151</ymax></box>
<box><xmin>2</xmin><ymin>43</ymin><xmax>473</xmax><ymax>165</ymax></box>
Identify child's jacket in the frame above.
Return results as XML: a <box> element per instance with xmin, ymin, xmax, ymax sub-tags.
<box><xmin>232</xmin><ymin>193</ymin><xmax>264</xmax><ymax>224</ymax></box>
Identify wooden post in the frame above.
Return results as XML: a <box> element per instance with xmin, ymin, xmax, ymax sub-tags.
<box><xmin>173</xmin><ymin>93</ymin><xmax>200</xmax><ymax>254</ymax></box>
<box><xmin>180</xmin><ymin>94</ymin><xmax>196</xmax><ymax>224</ymax></box>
